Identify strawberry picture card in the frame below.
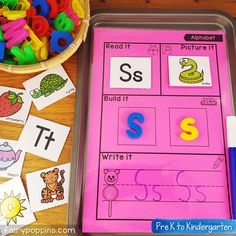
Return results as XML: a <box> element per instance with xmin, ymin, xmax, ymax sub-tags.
<box><xmin>0</xmin><ymin>86</ymin><xmax>32</xmax><ymax>125</ymax></box>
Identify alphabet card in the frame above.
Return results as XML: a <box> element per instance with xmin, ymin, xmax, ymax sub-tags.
<box><xmin>0</xmin><ymin>86</ymin><xmax>32</xmax><ymax>125</ymax></box>
<box><xmin>0</xmin><ymin>139</ymin><xmax>26</xmax><ymax>178</ymax></box>
<box><xmin>23</xmin><ymin>64</ymin><xmax>76</xmax><ymax>111</ymax></box>
<box><xmin>18</xmin><ymin>115</ymin><xmax>70</xmax><ymax>162</ymax></box>
<box><xmin>0</xmin><ymin>178</ymin><xmax>35</xmax><ymax>236</ymax></box>
<box><xmin>168</xmin><ymin>56</ymin><xmax>212</xmax><ymax>87</ymax></box>
<box><xmin>26</xmin><ymin>163</ymin><xmax>71</xmax><ymax>212</ymax></box>
<box><xmin>110</xmin><ymin>57</ymin><xmax>152</xmax><ymax>89</ymax></box>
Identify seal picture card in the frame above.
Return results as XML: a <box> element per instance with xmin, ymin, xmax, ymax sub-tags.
<box><xmin>18</xmin><ymin>115</ymin><xmax>70</xmax><ymax>162</ymax></box>
<box><xmin>0</xmin><ymin>178</ymin><xmax>35</xmax><ymax>236</ymax></box>
<box><xmin>0</xmin><ymin>86</ymin><xmax>32</xmax><ymax>125</ymax></box>
<box><xmin>26</xmin><ymin>163</ymin><xmax>71</xmax><ymax>212</ymax></box>
<box><xmin>23</xmin><ymin>65</ymin><xmax>76</xmax><ymax>111</ymax></box>
<box><xmin>0</xmin><ymin>139</ymin><xmax>26</xmax><ymax>179</ymax></box>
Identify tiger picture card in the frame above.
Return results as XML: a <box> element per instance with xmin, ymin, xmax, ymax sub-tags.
<box><xmin>26</xmin><ymin>163</ymin><xmax>71</xmax><ymax>212</ymax></box>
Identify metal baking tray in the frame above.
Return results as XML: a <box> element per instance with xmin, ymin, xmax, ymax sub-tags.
<box><xmin>68</xmin><ymin>10</ymin><xmax>236</xmax><ymax>235</ymax></box>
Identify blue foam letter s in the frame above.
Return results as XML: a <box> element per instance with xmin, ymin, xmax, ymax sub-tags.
<box><xmin>126</xmin><ymin>112</ymin><xmax>144</xmax><ymax>139</ymax></box>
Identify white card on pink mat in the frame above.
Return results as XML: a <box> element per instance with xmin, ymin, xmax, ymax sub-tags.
<box><xmin>110</xmin><ymin>57</ymin><xmax>152</xmax><ymax>89</ymax></box>
<box><xmin>168</xmin><ymin>56</ymin><xmax>212</xmax><ymax>87</ymax></box>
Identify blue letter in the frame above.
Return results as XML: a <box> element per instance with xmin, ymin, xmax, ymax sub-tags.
<box><xmin>126</xmin><ymin>112</ymin><xmax>144</xmax><ymax>139</ymax></box>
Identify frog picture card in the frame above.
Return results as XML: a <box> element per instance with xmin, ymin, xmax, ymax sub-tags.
<box><xmin>26</xmin><ymin>163</ymin><xmax>70</xmax><ymax>212</ymax></box>
<box><xmin>0</xmin><ymin>178</ymin><xmax>35</xmax><ymax>236</ymax></box>
<box><xmin>18</xmin><ymin>115</ymin><xmax>70</xmax><ymax>162</ymax></box>
<box><xmin>0</xmin><ymin>139</ymin><xmax>26</xmax><ymax>179</ymax></box>
<box><xmin>168</xmin><ymin>56</ymin><xmax>212</xmax><ymax>87</ymax></box>
<box><xmin>0</xmin><ymin>86</ymin><xmax>32</xmax><ymax>125</ymax></box>
<box><xmin>23</xmin><ymin>64</ymin><xmax>76</xmax><ymax>111</ymax></box>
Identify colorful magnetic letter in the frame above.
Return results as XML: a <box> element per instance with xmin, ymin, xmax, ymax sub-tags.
<box><xmin>32</xmin><ymin>16</ymin><xmax>49</xmax><ymax>37</ymax></box>
<box><xmin>32</xmin><ymin>0</ymin><xmax>50</xmax><ymax>17</ymax></box>
<box><xmin>16</xmin><ymin>0</ymin><xmax>31</xmax><ymax>10</ymax></box>
<box><xmin>180</xmin><ymin>117</ymin><xmax>199</xmax><ymax>141</ymax></box>
<box><xmin>27</xmin><ymin>7</ymin><xmax>49</xmax><ymax>37</ymax></box>
<box><xmin>54</xmin><ymin>13</ymin><xmax>74</xmax><ymax>32</ymax></box>
<box><xmin>24</xmin><ymin>25</ymin><xmax>44</xmax><ymax>51</ymax></box>
<box><xmin>11</xmin><ymin>45</ymin><xmax>38</xmax><ymax>65</ymax></box>
<box><xmin>71</xmin><ymin>0</ymin><xmax>84</xmax><ymax>18</ymax></box>
<box><xmin>0</xmin><ymin>27</ymin><xmax>4</xmax><ymax>41</ymax></box>
<box><xmin>4</xmin><ymin>47</ymin><xmax>17</xmax><ymax>64</ymax></box>
<box><xmin>2</xmin><ymin>18</ymin><xmax>29</xmax><ymax>48</ymax></box>
<box><xmin>50</xmin><ymin>30</ymin><xmax>73</xmax><ymax>53</ymax></box>
<box><xmin>58</xmin><ymin>0</ymin><xmax>70</xmax><ymax>12</ymax></box>
<box><xmin>0</xmin><ymin>0</ymin><xmax>18</xmax><ymax>9</ymax></box>
<box><xmin>65</xmin><ymin>7</ymin><xmax>80</xmax><ymax>25</ymax></box>
<box><xmin>126</xmin><ymin>112</ymin><xmax>144</xmax><ymax>139</ymax></box>
<box><xmin>0</xmin><ymin>41</ymin><xmax>5</xmax><ymax>61</ymax></box>
<box><xmin>35</xmin><ymin>36</ymin><xmax>49</xmax><ymax>61</ymax></box>
<box><xmin>46</xmin><ymin>0</ymin><xmax>59</xmax><ymax>19</ymax></box>
<box><xmin>3</xmin><ymin>10</ymin><xmax>27</xmax><ymax>20</ymax></box>
<box><xmin>0</xmin><ymin>6</ymin><xmax>9</xmax><ymax>16</ymax></box>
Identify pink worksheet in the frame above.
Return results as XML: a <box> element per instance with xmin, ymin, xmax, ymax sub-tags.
<box><xmin>82</xmin><ymin>28</ymin><xmax>233</xmax><ymax>233</ymax></box>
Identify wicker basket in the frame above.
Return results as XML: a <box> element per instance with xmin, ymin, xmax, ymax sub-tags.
<box><xmin>0</xmin><ymin>0</ymin><xmax>90</xmax><ymax>74</ymax></box>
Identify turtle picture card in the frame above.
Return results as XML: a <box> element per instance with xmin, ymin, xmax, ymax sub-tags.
<box><xmin>18</xmin><ymin>115</ymin><xmax>70</xmax><ymax>162</ymax></box>
<box><xmin>0</xmin><ymin>177</ymin><xmax>36</xmax><ymax>236</ymax></box>
<box><xmin>26</xmin><ymin>163</ymin><xmax>71</xmax><ymax>212</ymax></box>
<box><xmin>0</xmin><ymin>86</ymin><xmax>32</xmax><ymax>125</ymax></box>
<box><xmin>0</xmin><ymin>139</ymin><xmax>26</xmax><ymax>179</ymax></box>
<box><xmin>23</xmin><ymin>64</ymin><xmax>76</xmax><ymax>111</ymax></box>
<box><xmin>168</xmin><ymin>56</ymin><xmax>212</xmax><ymax>87</ymax></box>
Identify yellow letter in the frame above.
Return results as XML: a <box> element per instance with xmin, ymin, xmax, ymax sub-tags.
<box><xmin>16</xmin><ymin>0</ymin><xmax>31</xmax><ymax>10</ymax></box>
<box><xmin>180</xmin><ymin>118</ymin><xmax>199</xmax><ymax>141</ymax></box>
<box><xmin>24</xmin><ymin>25</ymin><xmax>43</xmax><ymax>51</ymax></box>
<box><xmin>34</xmin><ymin>37</ymin><xmax>49</xmax><ymax>62</ymax></box>
<box><xmin>71</xmin><ymin>0</ymin><xmax>84</xmax><ymax>18</ymax></box>
<box><xmin>3</xmin><ymin>10</ymin><xmax>26</xmax><ymax>20</ymax></box>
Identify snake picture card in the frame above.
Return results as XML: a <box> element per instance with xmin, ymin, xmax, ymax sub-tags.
<box><xmin>0</xmin><ymin>139</ymin><xmax>26</xmax><ymax>179</ymax></box>
<box><xmin>26</xmin><ymin>163</ymin><xmax>71</xmax><ymax>212</ymax></box>
<box><xmin>0</xmin><ymin>86</ymin><xmax>32</xmax><ymax>125</ymax></box>
<box><xmin>17</xmin><ymin>115</ymin><xmax>71</xmax><ymax>162</ymax></box>
<box><xmin>0</xmin><ymin>177</ymin><xmax>36</xmax><ymax>236</ymax></box>
<box><xmin>168</xmin><ymin>56</ymin><xmax>212</xmax><ymax>87</ymax></box>
<box><xmin>23</xmin><ymin>64</ymin><xmax>76</xmax><ymax>111</ymax></box>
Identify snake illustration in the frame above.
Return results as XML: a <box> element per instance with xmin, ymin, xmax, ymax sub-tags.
<box><xmin>179</xmin><ymin>58</ymin><xmax>204</xmax><ymax>84</ymax></box>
